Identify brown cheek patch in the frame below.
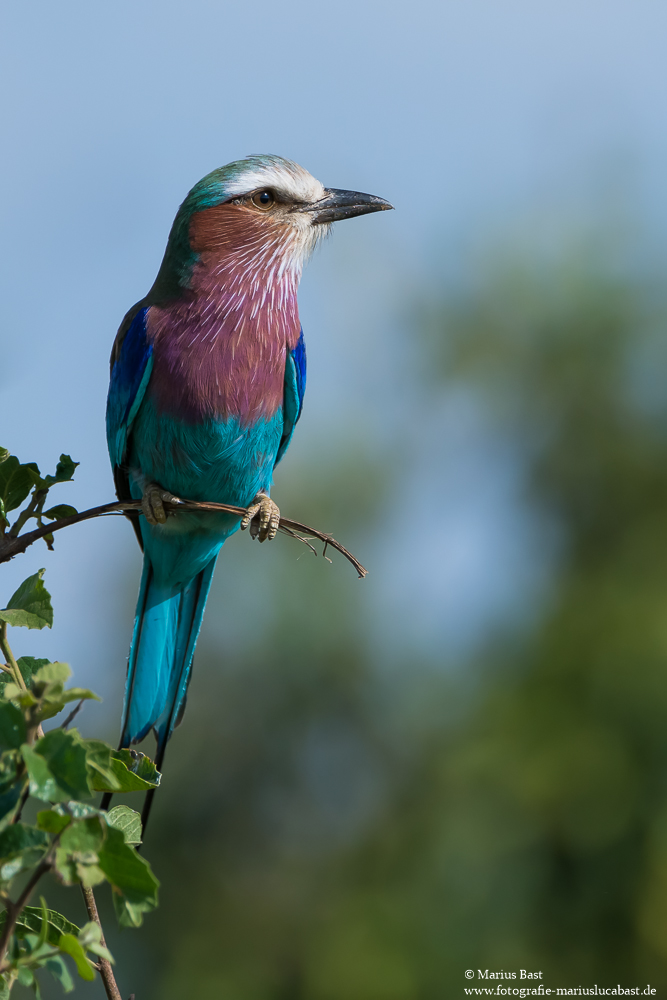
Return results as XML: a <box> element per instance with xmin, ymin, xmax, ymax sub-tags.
<box><xmin>189</xmin><ymin>203</ymin><xmax>285</xmax><ymax>254</ymax></box>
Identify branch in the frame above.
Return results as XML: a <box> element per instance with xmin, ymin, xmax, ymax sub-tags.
<box><xmin>0</xmin><ymin>499</ymin><xmax>368</xmax><ymax>578</ymax></box>
<box><xmin>81</xmin><ymin>886</ymin><xmax>123</xmax><ymax>1000</ymax></box>
<box><xmin>0</xmin><ymin>623</ymin><xmax>27</xmax><ymax>692</ymax></box>
<box><xmin>60</xmin><ymin>699</ymin><xmax>85</xmax><ymax>730</ymax></box>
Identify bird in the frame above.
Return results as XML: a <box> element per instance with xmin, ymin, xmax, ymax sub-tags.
<box><xmin>105</xmin><ymin>155</ymin><xmax>392</xmax><ymax>825</ymax></box>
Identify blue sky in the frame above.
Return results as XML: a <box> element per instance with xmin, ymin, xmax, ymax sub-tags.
<box><xmin>1</xmin><ymin>0</ymin><xmax>666</xmax><ymax>701</ymax></box>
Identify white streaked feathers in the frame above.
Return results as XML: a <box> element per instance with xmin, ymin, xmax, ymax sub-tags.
<box><xmin>223</xmin><ymin>155</ymin><xmax>325</xmax><ymax>206</ymax></box>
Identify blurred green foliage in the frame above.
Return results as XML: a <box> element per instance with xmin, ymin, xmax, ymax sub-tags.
<box><xmin>39</xmin><ymin>248</ymin><xmax>667</xmax><ymax>998</ymax></box>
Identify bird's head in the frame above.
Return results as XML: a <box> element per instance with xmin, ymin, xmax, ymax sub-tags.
<box><xmin>150</xmin><ymin>155</ymin><xmax>393</xmax><ymax>301</ymax></box>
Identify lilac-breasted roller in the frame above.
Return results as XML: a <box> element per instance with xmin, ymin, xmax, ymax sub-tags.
<box><xmin>106</xmin><ymin>155</ymin><xmax>392</xmax><ymax>782</ymax></box>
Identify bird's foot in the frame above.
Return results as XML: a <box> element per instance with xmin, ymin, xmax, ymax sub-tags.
<box><xmin>141</xmin><ymin>482</ymin><xmax>183</xmax><ymax>525</ymax></box>
<box><xmin>241</xmin><ymin>492</ymin><xmax>280</xmax><ymax>542</ymax></box>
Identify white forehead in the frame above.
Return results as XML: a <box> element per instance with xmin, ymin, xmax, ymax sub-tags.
<box><xmin>224</xmin><ymin>156</ymin><xmax>325</xmax><ymax>204</ymax></box>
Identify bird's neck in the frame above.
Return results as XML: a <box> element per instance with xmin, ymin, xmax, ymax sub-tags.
<box><xmin>146</xmin><ymin>205</ymin><xmax>303</xmax><ymax>425</ymax></box>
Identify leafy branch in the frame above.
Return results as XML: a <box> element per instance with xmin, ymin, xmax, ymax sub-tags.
<box><xmin>0</xmin><ymin>448</ymin><xmax>368</xmax><ymax>578</ymax></box>
<box><xmin>0</xmin><ymin>569</ymin><xmax>159</xmax><ymax>999</ymax></box>
<box><xmin>0</xmin><ymin>443</ymin><xmax>367</xmax><ymax>998</ymax></box>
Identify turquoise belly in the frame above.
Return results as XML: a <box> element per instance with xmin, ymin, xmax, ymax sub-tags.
<box><xmin>129</xmin><ymin>396</ymin><xmax>283</xmax><ymax>584</ymax></box>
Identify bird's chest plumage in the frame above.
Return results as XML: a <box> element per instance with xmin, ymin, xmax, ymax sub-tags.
<box><xmin>128</xmin><ymin>210</ymin><xmax>303</xmax><ymax>513</ymax></box>
<box><xmin>146</xmin><ymin>210</ymin><xmax>302</xmax><ymax>426</ymax></box>
<box><xmin>147</xmin><ymin>293</ymin><xmax>297</xmax><ymax>427</ymax></box>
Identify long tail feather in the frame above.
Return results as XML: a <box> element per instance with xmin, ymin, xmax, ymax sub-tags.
<box><xmin>102</xmin><ymin>553</ymin><xmax>217</xmax><ymax>826</ymax></box>
<box><xmin>134</xmin><ymin>557</ymin><xmax>216</xmax><ymax>842</ymax></box>
<box><xmin>120</xmin><ymin>554</ymin><xmax>218</xmax><ymax>752</ymax></box>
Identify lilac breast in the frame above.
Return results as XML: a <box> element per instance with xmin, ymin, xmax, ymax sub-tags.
<box><xmin>147</xmin><ymin>209</ymin><xmax>303</xmax><ymax>426</ymax></box>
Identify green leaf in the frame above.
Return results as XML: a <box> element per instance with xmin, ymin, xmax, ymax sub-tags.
<box><xmin>22</xmin><ymin>730</ymin><xmax>93</xmax><ymax>804</ymax></box>
<box><xmin>26</xmin><ymin>663</ymin><xmax>100</xmax><ymax>723</ymax></box>
<box><xmin>52</xmin><ymin>801</ymin><xmax>99</xmax><ymax>821</ymax></box>
<box><xmin>77</xmin><ymin>921</ymin><xmax>114</xmax><ymax>963</ymax></box>
<box><xmin>81</xmin><ymin>740</ymin><xmax>120</xmax><ymax>792</ymax></box>
<box><xmin>32</xmin><ymin>729</ymin><xmax>91</xmax><ymax>800</ymax></box>
<box><xmin>90</xmin><ymin>747</ymin><xmax>160</xmax><ymax>793</ymax></box>
<box><xmin>0</xmin><ymin>822</ymin><xmax>48</xmax><ymax>860</ymax></box>
<box><xmin>0</xmin><ymin>906</ymin><xmax>79</xmax><ymax>946</ymax></box>
<box><xmin>0</xmin><ymin>822</ymin><xmax>47</xmax><ymax>882</ymax></box>
<box><xmin>36</xmin><ymin>809</ymin><xmax>71</xmax><ymax>834</ymax></box>
<box><xmin>0</xmin><ymin>702</ymin><xmax>27</xmax><ymax>751</ymax></box>
<box><xmin>0</xmin><ymin>656</ymin><xmax>50</xmax><ymax>698</ymax></box>
<box><xmin>60</xmin><ymin>688</ymin><xmax>99</xmax><ymax>704</ymax></box>
<box><xmin>16</xmin><ymin>657</ymin><xmax>49</xmax><ymax>686</ymax></box>
<box><xmin>59</xmin><ymin>815</ymin><xmax>105</xmax><ymax>855</ymax></box>
<box><xmin>44</xmin><ymin>954</ymin><xmax>74</xmax><ymax>993</ymax></box>
<box><xmin>112</xmin><ymin>893</ymin><xmax>146</xmax><ymax>929</ymax></box>
<box><xmin>54</xmin><ymin>814</ymin><xmax>106</xmax><ymax>887</ymax></box>
<box><xmin>0</xmin><ymin>609</ymin><xmax>50</xmax><ymax>630</ymax></box>
<box><xmin>0</xmin><ymin>448</ymin><xmax>8</xmax><ymax>465</ymax></box>
<box><xmin>0</xmin><ymin>752</ymin><xmax>25</xmax><ymax>825</ymax></box>
<box><xmin>0</xmin><ymin>973</ymin><xmax>9</xmax><ymax>1000</ymax></box>
<box><xmin>106</xmin><ymin>805</ymin><xmax>142</xmax><ymax>846</ymax></box>
<box><xmin>0</xmin><ymin>456</ymin><xmax>41</xmax><ymax>514</ymax></box>
<box><xmin>58</xmin><ymin>933</ymin><xmax>95</xmax><ymax>981</ymax></box>
<box><xmin>98</xmin><ymin>825</ymin><xmax>159</xmax><ymax>927</ymax></box>
<box><xmin>1</xmin><ymin>684</ymin><xmax>37</xmax><ymax>708</ymax></box>
<box><xmin>114</xmin><ymin>747</ymin><xmax>161</xmax><ymax>785</ymax></box>
<box><xmin>43</xmin><ymin>455</ymin><xmax>78</xmax><ymax>488</ymax></box>
<box><xmin>42</xmin><ymin>505</ymin><xmax>78</xmax><ymax>520</ymax></box>
<box><xmin>17</xmin><ymin>967</ymin><xmax>34</xmax><ymax>986</ymax></box>
<box><xmin>21</xmin><ymin>744</ymin><xmax>61</xmax><ymax>802</ymax></box>
<box><xmin>0</xmin><ymin>570</ymin><xmax>53</xmax><ymax>630</ymax></box>
<box><xmin>34</xmin><ymin>662</ymin><xmax>71</xmax><ymax>686</ymax></box>
<box><xmin>112</xmin><ymin>748</ymin><xmax>160</xmax><ymax>789</ymax></box>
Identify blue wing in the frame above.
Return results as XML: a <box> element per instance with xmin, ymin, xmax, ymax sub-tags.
<box><xmin>276</xmin><ymin>328</ymin><xmax>306</xmax><ymax>465</ymax></box>
<box><xmin>106</xmin><ymin>306</ymin><xmax>153</xmax><ymax>471</ymax></box>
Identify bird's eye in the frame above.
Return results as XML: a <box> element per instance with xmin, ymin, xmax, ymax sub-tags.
<box><xmin>251</xmin><ymin>190</ymin><xmax>275</xmax><ymax>210</ymax></box>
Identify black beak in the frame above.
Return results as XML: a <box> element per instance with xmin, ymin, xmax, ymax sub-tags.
<box><xmin>295</xmin><ymin>188</ymin><xmax>394</xmax><ymax>225</ymax></box>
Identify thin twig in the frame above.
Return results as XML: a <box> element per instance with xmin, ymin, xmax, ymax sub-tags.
<box><xmin>60</xmin><ymin>699</ymin><xmax>85</xmax><ymax>730</ymax></box>
<box><xmin>10</xmin><ymin>784</ymin><xmax>30</xmax><ymax>826</ymax></box>
<box><xmin>0</xmin><ymin>623</ymin><xmax>27</xmax><ymax>691</ymax></box>
<box><xmin>8</xmin><ymin>488</ymin><xmax>47</xmax><ymax>539</ymax></box>
<box><xmin>81</xmin><ymin>886</ymin><xmax>123</xmax><ymax>1000</ymax></box>
<box><xmin>0</xmin><ymin>498</ymin><xmax>368</xmax><ymax>577</ymax></box>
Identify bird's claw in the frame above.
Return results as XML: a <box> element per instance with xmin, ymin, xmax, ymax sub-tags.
<box><xmin>141</xmin><ymin>482</ymin><xmax>183</xmax><ymax>525</ymax></box>
<box><xmin>241</xmin><ymin>493</ymin><xmax>280</xmax><ymax>542</ymax></box>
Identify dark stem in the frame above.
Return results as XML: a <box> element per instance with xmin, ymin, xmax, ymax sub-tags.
<box><xmin>10</xmin><ymin>784</ymin><xmax>30</xmax><ymax>826</ymax></box>
<box><xmin>139</xmin><ymin>788</ymin><xmax>156</xmax><ymax>847</ymax></box>
<box><xmin>81</xmin><ymin>885</ymin><xmax>123</xmax><ymax>1000</ymax></box>
<box><xmin>0</xmin><ymin>498</ymin><xmax>367</xmax><ymax>577</ymax></box>
<box><xmin>100</xmin><ymin>790</ymin><xmax>114</xmax><ymax>812</ymax></box>
<box><xmin>8</xmin><ymin>488</ymin><xmax>47</xmax><ymax>539</ymax></box>
<box><xmin>138</xmin><ymin>735</ymin><xmax>168</xmax><ymax>848</ymax></box>
<box><xmin>60</xmin><ymin>698</ymin><xmax>85</xmax><ymax>729</ymax></box>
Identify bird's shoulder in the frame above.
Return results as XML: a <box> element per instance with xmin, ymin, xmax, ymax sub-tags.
<box><xmin>110</xmin><ymin>299</ymin><xmax>150</xmax><ymax>373</ymax></box>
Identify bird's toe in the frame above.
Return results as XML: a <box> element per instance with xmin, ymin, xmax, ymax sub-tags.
<box><xmin>141</xmin><ymin>483</ymin><xmax>182</xmax><ymax>525</ymax></box>
<box><xmin>241</xmin><ymin>493</ymin><xmax>280</xmax><ymax>542</ymax></box>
